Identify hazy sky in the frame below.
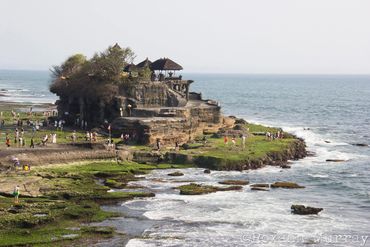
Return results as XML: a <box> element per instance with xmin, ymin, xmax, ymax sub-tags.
<box><xmin>1</xmin><ymin>0</ymin><xmax>369</xmax><ymax>74</ymax></box>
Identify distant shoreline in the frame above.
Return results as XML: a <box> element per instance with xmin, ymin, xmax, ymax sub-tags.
<box><xmin>0</xmin><ymin>100</ymin><xmax>55</xmax><ymax>112</ymax></box>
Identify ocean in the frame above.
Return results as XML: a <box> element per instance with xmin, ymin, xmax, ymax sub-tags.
<box><xmin>0</xmin><ymin>70</ymin><xmax>57</xmax><ymax>104</ymax></box>
<box><xmin>1</xmin><ymin>71</ymin><xmax>370</xmax><ymax>246</ymax></box>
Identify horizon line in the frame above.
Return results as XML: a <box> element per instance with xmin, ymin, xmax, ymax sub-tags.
<box><xmin>0</xmin><ymin>68</ymin><xmax>370</xmax><ymax>76</ymax></box>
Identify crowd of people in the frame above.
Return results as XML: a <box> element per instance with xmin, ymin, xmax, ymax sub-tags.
<box><xmin>265</xmin><ymin>130</ymin><xmax>284</xmax><ymax>141</ymax></box>
<box><xmin>223</xmin><ymin>134</ymin><xmax>247</xmax><ymax>149</ymax></box>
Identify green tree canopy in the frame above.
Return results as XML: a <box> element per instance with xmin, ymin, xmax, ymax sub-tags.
<box><xmin>50</xmin><ymin>44</ymin><xmax>135</xmax><ymax>102</ymax></box>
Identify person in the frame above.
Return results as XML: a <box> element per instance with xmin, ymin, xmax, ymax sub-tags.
<box><xmin>156</xmin><ymin>138</ymin><xmax>161</xmax><ymax>151</ymax></box>
<box><xmin>19</xmin><ymin>137</ymin><xmax>23</xmax><ymax>147</ymax></box>
<box><xmin>6</xmin><ymin>136</ymin><xmax>10</xmax><ymax>147</ymax></box>
<box><xmin>30</xmin><ymin>138</ymin><xmax>35</xmax><ymax>148</ymax></box>
<box><xmin>42</xmin><ymin>135</ymin><xmax>48</xmax><ymax>146</ymax></box>
<box><xmin>266</xmin><ymin>132</ymin><xmax>271</xmax><ymax>141</ymax></box>
<box><xmin>52</xmin><ymin>133</ymin><xmax>57</xmax><ymax>144</ymax></box>
<box><xmin>13</xmin><ymin>157</ymin><xmax>20</xmax><ymax>168</ymax></box>
<box><xmin>13</xmin><ymin>185</ymin><xmax>20</xmax><ymax>204</ymax></box>
<box><xmin>72</xmin><ymin>131</ymin><xmax>77</xmax><ymax>144</ymax></box>
<box><xmin>231</xmin><ymin>136</ymin><xmax>236</xmax><ymax>147</ymax></box>
<box><xmin>92</xmin><ymin>132</ymin><xmax>97</xmax><ymax>142</ymax></box>
<box><xmin>90</xmin><ymin>132</ymin><xmax>93</xmax><ymax>143</ymax></box>
<box><xmin>224</xmin><ymin>136</ymin><xmax>228</xmax><ymax>145</ymax></box>
<box><xmin>85</xmin><ymin>131</ymin><xmax>90</xmax><ymax>142</ymax></box>
<box><xmin>241</xmin><ymin>134</ymin><xmax>246</xmax><ymax>149</ymax></box>
<box><xmin>127</xmin><ymin>104</ymin><xmax>132</xmax><ymax>117</ymax></box>
<box><xmin>14</xmin><ymin>128</ymin><xmax>19</xmax><ymax>144</ymax></box>
<box><xmin>23</xmin><ymin>164</ymin><xmax>30</xmax><ymax>171</ymax></box>
<box><xmin>175</xmin><ymin>141</ymin><xmax>179</xmax><ymax>152</ymax></box>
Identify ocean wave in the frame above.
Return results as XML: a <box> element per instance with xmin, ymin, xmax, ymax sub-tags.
<box><xmin>308</xmin><ymin>173</ymin><xmax>329</xmax><ymax>178</ymax></box>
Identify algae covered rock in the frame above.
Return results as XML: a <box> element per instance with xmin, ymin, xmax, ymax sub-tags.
<box><xmin>291</xmin><ymin>204</ymin><xmax>323</xmax><ymax>215</ymax></box>
<box><xmin>178</xmin><ymin>183</ymin><xmax>242</xmax><ymax>195</ymax></box>
<box><xmin>167</xmin><ymin>171</ymin><xmax>184</xmax><ymax>177</ymax></box>
<box><xmin>218</xmin><ymin>180</ymin><xmax>249</xmax><ymax>185</ymax></box>
<box><xmin>271</xmin><ymin>182</ymin><xmax>305</xmax><ymax>189</ymax></box>
<box><xmin>104</xmin><ymin>179</ymin><xmax>126</xmax><ymax>189</ymax></box>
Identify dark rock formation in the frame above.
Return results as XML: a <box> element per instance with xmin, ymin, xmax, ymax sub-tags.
<box><xmin>291</xmin><ymin>205</ymin><xmax>323</xmax><ymax>215</ymax></box>
<box><xmin>204</xmin><ymin>169</ymin><xmax>211</xmax><ymax>174</ymax></box>
<box><xmin>326</xmin><ymin>159</ymin><xmax>346</xmax><ymax>162</ymax></box>
<box><xmin>218</xmin><ymin>180</ymin><xmax>249</xmax><ymax>185</ymax></box>
<box><xmin>250</xmin><ymin>183</ymin><xmax>270</xmax><ymax>188</ymax></box>
<box><xmin>178</xmin><ymin>183</ymin><xmax>242</xmax><ymax>195</ymax></box>
<box><xmin>280</xmin><ymin>164</ymin><xmax>291</xmax><ymax>169</ymax></box>
<box><xmin>168</xmin><ymin>171</ymin><xmax>184</xmax><ymax>177</ymax></box>
<box><xmin>351</xmin><ymin>143</ymin><xmax>368</xmax><ymax>147</ymax></box>
<box><xmin>271</xmin><ymin>182</ymin><xmax>305</xmax><ymax>189</ymax></box>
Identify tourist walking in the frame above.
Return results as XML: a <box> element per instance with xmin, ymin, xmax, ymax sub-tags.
<box><xmin>6</xmin><ymin>136</ymin><xmax>10</xmax><ymax>147</ymax></box>
<box><xmin>156</xmin><ymin>138</ymin><xmax>161</xmax><ymax>151</ymax></box>
<box><xmin>224</xmin><ymin>136</ymin><xmax>228</xmax><ymax>145</ymax></box>
<box><xmin>72</xmin><ymin>131</ymin><xmax>77</xmax><ymax>144</ymax></box>
<box><xmin>52</xmin><ymin>133</ymin><xmax>57</xmax><ymax>144</ymax></box>
<box><xmin>13</xmin><ymin>185</ymin><xmax>20</xmax><ymax>204</ymax></box>
<box><xmin>30</xmin><ymin>138</ymin><xmax>35</xmax><ymax>148</ymax></box>
<box><xmin>241</xmin><ymin>134</ymin><xmax>246</xmax><ymax>149</ymax></box>
<box><xmin>231</xmin><ymin>136</ymin><xmax>236</xmax><ymax>147</ymax></box>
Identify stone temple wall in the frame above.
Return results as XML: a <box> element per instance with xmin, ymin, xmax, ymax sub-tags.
<box><xmin>125</xmin><ymin>81</ymin><xmax>187</xmax><ymax>108</ymax></box>
<box><xmin>112</xmin><ymin>103</ymin><xmax>222</xmax><ymax>145</ymax></box>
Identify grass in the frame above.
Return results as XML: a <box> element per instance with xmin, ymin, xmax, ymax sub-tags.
<box><xmin>175</xmin><ymin>123</ymin><xmax>301</xmax><ymax>170</ymax></box>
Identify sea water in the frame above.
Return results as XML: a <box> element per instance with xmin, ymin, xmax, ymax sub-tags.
<box><xmin>0</xmin><ymin>70</ymin><xmax>57</xmax><ymax>104</ymax></box>
<box><xmin>1</xmin><ymin>71</ymin><xmax>370</xmax><ymax>246</ymax></box>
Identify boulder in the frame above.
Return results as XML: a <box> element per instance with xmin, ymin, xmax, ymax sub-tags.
<box><xmin>250</xmin><ymin>183</ymin><xmax>269</xmax><ymax>188</ymax></box>
<box><xmin>167</xmin><ymin>171</ymin><xmax>184</xmax><ymax>177</ymax></box>
<box><xmin>280</xmin><ymin>164</ymin><xmax>291</xmax><ymax>169</ymax></box>
<box><xmin>235</xmin><ymin>118</ymin><xmax>248</xmax><ymax>125</ymax></box>
<box><xmin>291</xmin><ymin>205</ymin><xmax>323</xmax><ymax>215</ymax></box>
<box><xmin>351</xmin><ymin>143</ymin><xmax>368</xmax><ymax>147</ymax></box>
<box><xmin>204</xmin><ymin>169</ymin><xmax>211</xmax><ymax>174</ymax></box>
<box><xmin>271</xmin><ymin>182</ymin><xmax>305</xmax><ymax>189</ymax></box>
<box><xmin>326</xmin><ymin>159</ymin><xmax>346</xmax><ymax>162</ymax></box>
<box><xmin>218</xmin><ymin>180</ymin><xmax>249</xmax><ymax>185</ymax></box>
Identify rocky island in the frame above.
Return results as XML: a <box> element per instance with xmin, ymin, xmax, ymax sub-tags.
<box><xmin>0</xmin><ymin>44</ymin><xmax>307</xmax><ymax>246</ymax></box>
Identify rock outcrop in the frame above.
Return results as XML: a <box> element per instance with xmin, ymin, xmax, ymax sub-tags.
<box><xmin>291</xmin><ymin>205</ymin><xmax>323</xmax><ymax>215</ymax></box>
<box><xmin>271</xmin><ymin>182</ymin><xmax>305</xmax><ymax>189</ymax></box>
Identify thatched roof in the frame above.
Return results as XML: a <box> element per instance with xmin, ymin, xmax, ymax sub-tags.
<box><xmin>150</xmin><ymin>58</ymin><xmax>183</xmax><ymax>71</ymax></box>
<box><xmin>123</xmin><ymin>63</ymin><xmax>137</xmax><ymax>72</ymax></box>
<box><xmin>136</xmin><ymin>58</ymin><xmax>152</xmax><ymax>68</ymax></box>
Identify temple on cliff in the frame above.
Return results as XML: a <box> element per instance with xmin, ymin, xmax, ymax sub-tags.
<box><xmin>55</xmin><ymin>57</ymin><xmax>222</xmax><ymax>145</ymax></box>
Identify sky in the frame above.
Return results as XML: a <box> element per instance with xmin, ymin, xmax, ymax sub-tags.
<box><xmin>0</xmin><ymin>0</ymin><xmax>369</xmax><ymax>74</ymax></box>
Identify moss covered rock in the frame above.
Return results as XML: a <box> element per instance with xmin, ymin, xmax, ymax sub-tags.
<box><xmin>167</xmin><ymin>171</ymin><xmax>184</xmax><ymax>177</ymax></box>
<box><xmin>218</xmin><ymin>180</ymin><xmax>249</xmax><ymax>185</ymax></box>
<box><xmin>177</xmin><ymin>183</ymin><xmax>242</xmax><ymax>195</ymax></box>
<box><xmin>271</xmin><ymin>182</ymin><xmax>305</xmax><ymax>189</ymax></box>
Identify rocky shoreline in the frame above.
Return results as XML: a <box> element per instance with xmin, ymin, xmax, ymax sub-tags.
<box><xmin>0</xmin><ymin>104</ymin><xmax>309</xmax><ymax>245</ymax></box>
